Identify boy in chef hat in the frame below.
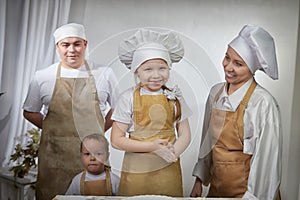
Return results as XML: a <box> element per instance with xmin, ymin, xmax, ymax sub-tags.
<box><xmin>191</xmin><ymin>24</ymin><xmax>282</xmax><ymax>200</ymax></box>
<box><xmin>111</xmin><ymin>28</ymin><xmax>192</xmax><ymax>197</ymax></box>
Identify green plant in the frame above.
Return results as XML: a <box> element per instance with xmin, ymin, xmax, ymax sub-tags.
<box><xmin>9</xmin><ymin>128</ymin><xmax>41</xmax><ymax>178</ymax></box>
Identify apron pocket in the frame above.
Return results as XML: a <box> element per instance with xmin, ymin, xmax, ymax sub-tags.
<box><xmin>210</xmin><ymin>161</ymin><xmax>247</xmax><ymax>197</ymax></box>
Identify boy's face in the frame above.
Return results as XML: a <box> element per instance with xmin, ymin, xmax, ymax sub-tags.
<box><xmin>81</xmin><ymin>138</ymin><xmax>109</xmax><ymax>175</ymax></box>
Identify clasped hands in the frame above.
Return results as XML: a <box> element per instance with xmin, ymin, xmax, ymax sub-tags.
<box><xmin>152</xmin><ymin>139</ymin><xmax>178</xmax><ymax>163</ymax></box>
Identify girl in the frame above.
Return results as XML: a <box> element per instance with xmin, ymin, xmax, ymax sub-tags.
<box><xmin>111</xmin><ymin>29</ymin><xmax>192</xmax><ymax>197</ymax></box>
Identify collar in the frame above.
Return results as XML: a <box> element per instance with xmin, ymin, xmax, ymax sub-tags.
<box><xmin>85</xmin><ymin>170</ymin><xmax>106</xmax><ymax>179</ymax></box>
<box><xmin>220</xmin><ymin>78</ymin><xmax>253</xmax><ymax>111</ymax></box>
<box><xmin>140</xmin><ymin>87</ymin><xmax>163</xmax><ymax>95</ymax></box>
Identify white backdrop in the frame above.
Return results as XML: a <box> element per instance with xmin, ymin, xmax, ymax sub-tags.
<box><xmin>0</xmin><ymin>0</ymin><xmax>299</xmax><ymax>199</ymax></box>
<box><xmin>68</xmin><ymin>0</ymin><xmax>300</xmax><ymax>198</ymax></box>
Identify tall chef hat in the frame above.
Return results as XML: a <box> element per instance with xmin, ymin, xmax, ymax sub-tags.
<box><xmin>229</xmin><ymin>24</ymin><xmax>278</xmax><ymax>80</ymax></box>
<box><xmin>53</xmin><ymin>23</ymin><xmax>87</xmax><ymax>44</ymax></box>
<box><xmin>118</xmin><ymin>29</ymin><xmax>184</xmax><ymax>72</ymax></box>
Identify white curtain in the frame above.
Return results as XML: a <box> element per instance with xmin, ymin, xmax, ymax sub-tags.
<box><xmin>0</xmin><ymin>0</ymin><xmax>71</xmax><ymax>167</ymax></box>
<box><xmin>0</xmin><ymin>0</ymin><xmax>72</xmax><ymax>199</ymax></box>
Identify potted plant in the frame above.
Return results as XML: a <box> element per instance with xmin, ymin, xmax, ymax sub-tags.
<box><xmin>9</xmin><ymin>128</ymin><xmax>41</xmax><ymax>178</ymax></box>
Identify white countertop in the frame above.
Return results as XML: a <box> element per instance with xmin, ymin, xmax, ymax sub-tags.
<box><xmin>54</xmin><ymin>195</ymin><xmax>246</xmax><ymax>200</ymax></box>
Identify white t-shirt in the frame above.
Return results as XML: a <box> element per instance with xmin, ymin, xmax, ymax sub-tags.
<box><xmin>65</xmin><ymin>170</ymin><xmax>120</xmax><ymax>196</ymax></box>
<box><xmin>111</xmin><ymin>86</ymin><xmax>192</xmax><ymax>133</ymax></box>
<box><xmin>23</xmin><ymin>60</ymin><xmax>119</xmax><ymax>117</ymax></box>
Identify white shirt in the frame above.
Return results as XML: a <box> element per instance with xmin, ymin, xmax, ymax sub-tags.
<box><xmin>193</xmin><ymin>78</ymin><xmax>282</xmax><ymax>200</ymax></box>
<box><xmin>111</xmin><ymin>86</ymin><xmax>192</xmax><ymax>133</ymax></box>
<box><xmin>65</xmin><ymin>170</ymin><xmax>120</xmax><ymax>196</ymax></box>
<box><xmin>22</xmin><ymin>60</ymin><xmax>119</xmax><ymax>117</ymax></box>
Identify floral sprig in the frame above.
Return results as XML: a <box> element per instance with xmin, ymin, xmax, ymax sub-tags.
<box><xmin>163</xmin><ymin>85</ymin><xmax>182</xmax><ymax>100</ymax></box>
<box><xmin>9</xmin><ymin>128</ymin><xmax>41</xmax><ymax>178</ymax></box>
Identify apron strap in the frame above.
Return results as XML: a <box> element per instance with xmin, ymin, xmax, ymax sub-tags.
<box><xmin>239</xmin><ymin>79</ymin><xmax>257</xmax><ymax>109</ymax></box>
<box><xmin>133</xmin><ymin>85</ymin><xmax>140</xmax><ymax>126</ymax></box>
<box><xmin>236</xmin><ymin>79</ymin><xmax>257</xmax><ymax>143</ymax></box>
<box><xmin>214</xmin><ymin>83</ymin><xmax>226</xmax><ymax>102</ymax></box>
<box><xmin>56</xmin><ymin>62</ymin><xmax>62</xmax><ymax>80</ymax></box>
<box><xmin>85</xmin><ymin>60</ymin><xmax>97</xmax><ymax>94</ymax></box>
<box><xmin>162</xmin><ymin>85</ymin><xmax>182</xmax><ymax>121</ymax></box>
<box><xmin>105</xmin><ymin>165</ymin><xmax>113</xmax><ymax>196</ymax></box>
<box><xmin>80</xmin><ymin>170</ymin><xmax>86</xmax><ymax>195</ymax></box>
<box><xmin>174</xmin><ymin>99</ymin><xmax>181</xmax><ymax>121</ymax></box>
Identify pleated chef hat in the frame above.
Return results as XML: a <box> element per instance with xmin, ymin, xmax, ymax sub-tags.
<box><xmin>53</xmin><ymin>23</ymin><xmax>87</xmax><ymax>44</ymax></box>
<box><xmin>229</xmin><ymin>24</ymin><xmax>278</xmax><ymax>80</ymax></box>
<box><xmin>118</xmin><ymin>29</ymin><xmax>184</xmax><ymax>72</ymax></box>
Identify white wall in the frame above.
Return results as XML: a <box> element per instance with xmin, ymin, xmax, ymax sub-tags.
<box><xmin>289</xmin><ymin>8</ymin><xmax>300</xmax><ymax>199</ymax></box>
<box><xmin>69</xmin><ymin>0</ymin><xmax>300</xmax><ymax>198</ymax></box>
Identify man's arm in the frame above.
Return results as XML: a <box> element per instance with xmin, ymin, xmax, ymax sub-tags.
<box><xmin>23</xmin><ymin>110</ymin><xmax>43</xmax><ymax>129</ymax></box>
<box><xmin>104</xmin><ymin>108</ymin><xmax>113</xmax><ymax>132</ymax></box>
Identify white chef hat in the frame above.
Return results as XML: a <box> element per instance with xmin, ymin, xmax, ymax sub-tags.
<box><xmin>118</xmin><ymin>29</ymin><xmax>184</xmax><ymax>72</ymax></box>
<box><xmin>53</xmin><ymin>23</ymin><xmax>87</xmax><ymax>44</ymax></box>
<box><xmin>229</xmin><ymin>24</ymin><xmax>278</xmax><ymax>80</ymax></box>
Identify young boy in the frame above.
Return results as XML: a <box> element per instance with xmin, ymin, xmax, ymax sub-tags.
<box><xmin>65</xmin><ymin>134</ymin><xmax>119</xmax><ymax>196</ymax></box>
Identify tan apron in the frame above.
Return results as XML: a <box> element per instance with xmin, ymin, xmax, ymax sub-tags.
<box><xmin>118</xmin><ymin>86</ymin><xmax>183</xmax><ymax>197</ymax></box>
<box><xmin>79</xmin><ymin>166</ymin><xmax>112</xmax><ymax>196</ymax></box>
<box><xmin>208</xmin><ymin>81</ymin><xmax>256</xmax><ymax>198</ymax></box>
<box><xmin>36</xmin><ymin>61</ymin><xmax>105</xmax><ymax>200</ymax></box>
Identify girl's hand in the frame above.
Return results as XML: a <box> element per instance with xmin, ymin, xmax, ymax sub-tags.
<box><xmin>153</xmin><ymin>140</ymin><xmax>177</xmax><ymax>163</ymax></box>
<box><xmin>167</xmin><ymin>142</ymin><xmax>175</xmax><ymax>154</ymax></box>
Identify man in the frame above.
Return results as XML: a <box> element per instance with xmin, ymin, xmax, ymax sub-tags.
<box><xmin>23</xmin><ymin>23</ymin><xmax>118</xmax><ymax>200</ymax></box>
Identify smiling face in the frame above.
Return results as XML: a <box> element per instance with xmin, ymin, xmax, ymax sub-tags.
<box><xmin>222</xmin><ymin>46</ymin><xmax>253</xmax><ymax>93</ymax></box>
<box><xmin>56</xmin><ymin>37</ymin><xmax>87</xmax><ymax>69</ymax></box>
<box><xmin>136</xmin><ymin>59</ymin><xmax>170</xmax><ymax>92</ymax></box>
<box><xmin>80</xmin><ymin>137</ymin><xmax>109</xmax><ymax>175</ymax></box>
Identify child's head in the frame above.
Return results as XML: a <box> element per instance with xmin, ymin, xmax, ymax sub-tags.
<box><xmin>118</xmin><ymin>29</ymin><xmax>184</xmax><ymax>88</ymax></box>
<box><xmin>80</xmin><ymin>134</ymin><xmax>109</xmax><ymax>175</ymax></box>
<box><xmin>135</xmin><ymin>58</ymin><xmax>170</xmax><ymax>92</ymax></box>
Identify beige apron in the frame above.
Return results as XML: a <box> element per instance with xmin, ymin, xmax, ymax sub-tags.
<box><xmin>118</xmin><ymin>86</ymin><xmax>183</xmax><ymax>197</ymax></box>
<box><xmin>208</xmin><ymin>81</ymin><xmax>256</xmax><ymax>198</ymax></box>
<box><xmin>79</xmin><ymin>166</ymin><xmax>112</xmax><ymax>196</ymax></box>
<box><xmin>36</xmin><ymin>61</ymin><xmax>105</xmax><ymax>200</ymax></box>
